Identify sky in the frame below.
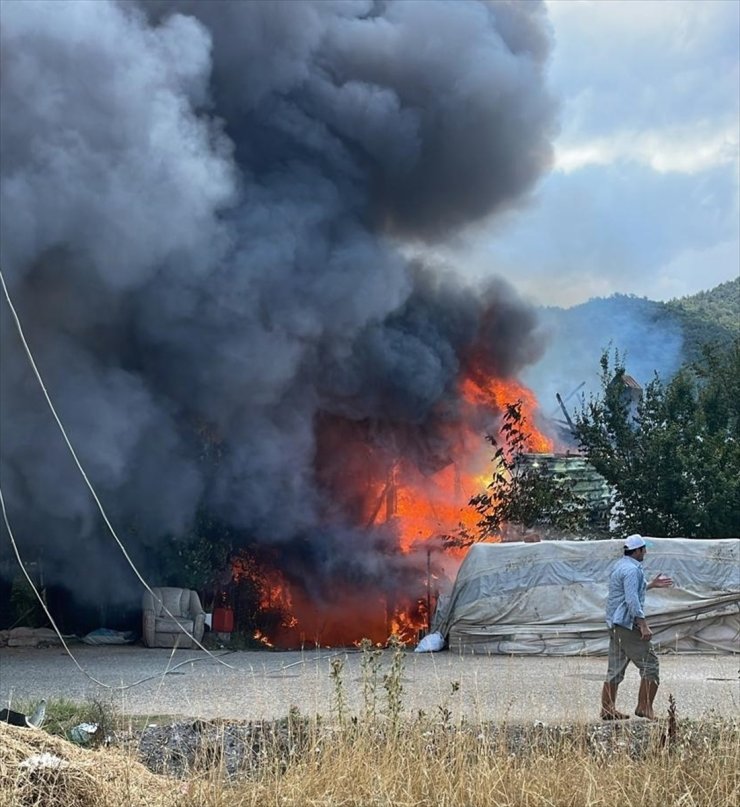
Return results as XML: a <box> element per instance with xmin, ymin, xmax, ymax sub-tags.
<box><xmin>439</xmin><ymin>0</ymin><xmax>740</xmax><ymax>307</ymax></box>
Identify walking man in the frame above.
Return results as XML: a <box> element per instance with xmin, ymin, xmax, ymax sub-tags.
<box><xmin>601</xmin><ymin>534</ymin><xmax>673</xmax><ymax>720</ymax></box>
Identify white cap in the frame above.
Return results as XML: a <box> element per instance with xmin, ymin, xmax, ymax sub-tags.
<box><xmin>624</xmin><ymin>534</ymin><xmax>646</xmax><ymax>551</ymax></box>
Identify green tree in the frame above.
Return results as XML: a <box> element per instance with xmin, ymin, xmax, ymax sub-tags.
<box><xmin>151</xmin><ymin>510</ymin><xmax>235</xmax><ymax>602</ymax></box>
<box><xmin>574</xmin><ymin>341</ymin><xmax>740</xmax><ymax>538</ymax></box>
<box><xmin>463</xmin><ymin>400</ymin><xmax>590</xmax><ymax>543</ymax></box>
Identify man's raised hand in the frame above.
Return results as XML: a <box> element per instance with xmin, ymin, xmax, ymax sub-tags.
<box><xmin>648</xmin><ymin>573</ymin><xmax>674</xmax><ymax>589</ymax></box>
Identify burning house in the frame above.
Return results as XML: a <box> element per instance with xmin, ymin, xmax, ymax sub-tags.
<box><xmin>0</xmin><ymin>1</ymin><xmax>561</xmax><ymax>646</ymax></box>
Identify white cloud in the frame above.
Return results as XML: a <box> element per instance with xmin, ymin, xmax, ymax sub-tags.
<box><xmin>651</xmin><ymin>238</ymin><xmax>740</xmax><ymax>300</ymax></box>
<box><xmin>448</xmin><ymin>0</ymin><xmax>740</xmax><ymax>308</ymax></box>
<box><xmin>555</xmin><ymin>122</ymin><xmax>740</xmax><ymax>175</ymax></box>
<box><xmin>546</xmin><ymin>0</ymin><xmax>736</xmax><ymax>64</ymax></box>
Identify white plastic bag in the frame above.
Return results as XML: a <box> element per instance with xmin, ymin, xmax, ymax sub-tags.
<box><xmin>414</xmin><ymin>631</ymin><xmax>445</xmax><ymax>652</ymax></box>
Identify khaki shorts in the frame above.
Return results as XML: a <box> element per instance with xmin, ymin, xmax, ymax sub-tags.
<box><xmin>606</xmin><ymin>625</ymin><xmax>659</xmax><ymax>684</ymax></box>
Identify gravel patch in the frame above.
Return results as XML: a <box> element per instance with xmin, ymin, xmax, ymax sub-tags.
<box><xmin>1</xmin><ymin>646</ymin><xmax>738</xmax><ymax>724</ymax></box>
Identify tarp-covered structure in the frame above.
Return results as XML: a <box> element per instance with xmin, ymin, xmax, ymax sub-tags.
<box><xmin>434</xmin><ymin>538</ymin><xmax>740</xmax><ymax>655</ymax></box>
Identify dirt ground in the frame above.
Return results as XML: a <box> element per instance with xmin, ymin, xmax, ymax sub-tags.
<box><xmin>1</xmin><ymin>645</ymin><xmax>738</xmax><ymax>723</ymax></box>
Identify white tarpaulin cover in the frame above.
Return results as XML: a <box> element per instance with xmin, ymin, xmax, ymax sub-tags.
<box><xmin>434</xmin><ymin>538</ymin><xmax>740</xmax><ymax>655</ymax></box>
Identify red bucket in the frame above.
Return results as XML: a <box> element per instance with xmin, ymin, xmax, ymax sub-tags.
<box><xmin>212</xmin><ymin>606</ymin><xmax>234</xmax><ymax>633</ymax></box>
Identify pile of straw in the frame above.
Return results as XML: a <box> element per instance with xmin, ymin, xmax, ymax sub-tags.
<box><xmin>0</xmin><ymin>723</ymin><xmax>181</xmax><ymax>807</ymax></box>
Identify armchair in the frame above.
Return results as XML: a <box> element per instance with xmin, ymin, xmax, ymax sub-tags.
<box><xmin>142</xmin><ymin>587</ymin><xmax>206</xmax><ymax>648</ymax></box>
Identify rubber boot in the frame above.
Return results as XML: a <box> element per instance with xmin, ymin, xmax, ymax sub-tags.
<box><xmin>635</xmin><ymin>679</ymin><xmax>659</xmax><ymax>719</ymax></box>
<box><xmin>601</xmin><ymin>682</ymin><xmax>630</xmax><ymax>720</ymax></box>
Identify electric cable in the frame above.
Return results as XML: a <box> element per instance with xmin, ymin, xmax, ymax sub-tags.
<box><xmin>0</xmin><ymin>486</ymin><xmax>232</xmax><ymax>689</ymax></box>
<box><xmin>2</xmin><ymin>486</ymin><xmax>354</xmax><ymax>686</ymax></box>
<box><xmin>0</xmin><ymin>266</ymin><xmax>234</xmax><ymax>669</ymax></box>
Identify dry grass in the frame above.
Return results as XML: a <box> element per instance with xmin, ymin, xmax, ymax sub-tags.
<box><xmin>184</xmin><ymin>717</ymin><xmax>739</xmax><ymax>807</ymax></box>
<box><xmin>0</xmin><ymin>723</ymin><xmax>181</xmax><ymax>807</ymax></box>
<box><xmin>2</xmin><ymin>713</ymin><xmax>738</xmax><ymax>807</ymax></box>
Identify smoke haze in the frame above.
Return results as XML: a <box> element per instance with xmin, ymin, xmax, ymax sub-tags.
<box><xmin>0</xmin><ymin>0</ymin><xmax>557</xmax><ymax>608</ymax></box>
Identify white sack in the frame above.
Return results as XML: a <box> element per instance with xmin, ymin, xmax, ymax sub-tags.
<box><xmin>414</xmin><ymin>631</ymin><xmax>446</xmax><ymax>652</ymax></box>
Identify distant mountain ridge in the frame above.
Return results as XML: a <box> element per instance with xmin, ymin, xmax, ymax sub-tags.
<box><xmin>546</xmin><ymin>277</ymin><xmax>738</xmax><ymax>367</ymax></box>
<box><xmin>524</xmin><ymin>278</ymin><xmax>738</xmax><ymax>411</ymax></box>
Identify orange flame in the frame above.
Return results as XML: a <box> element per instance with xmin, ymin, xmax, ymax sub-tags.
<box><xmin>252</xmin><ymin>630</ymin><xmax>274</xmax><ymax>648</ymax></box>
<box><xmin>230</xmin><ymin>374</ymin><xmax>552</xmax><ymax>647</ymax></box>
<box><xmin>389</xmin><ymin>599</ymin><xmax>429</xmax><ymax>643</ymax></box>
<box><xmin>461</xmin><ymin>375</ymin><xmax>553</xmax><ymax>453</ymax></box>
<box><xmin>232</xmin><ymin>552</ymin><xmax>298</xmax><ymax>629</ymax></box>
<box><xmin>366</xmin><ymin>375</ymin><xmax>553</xmax><ymax>553</ymax></box>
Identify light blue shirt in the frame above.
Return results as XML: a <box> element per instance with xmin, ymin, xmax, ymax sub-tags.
<box><xmin>605</xmin><ymin>556</ymin><xmax>646</xmax><ymax>629</ymax></box>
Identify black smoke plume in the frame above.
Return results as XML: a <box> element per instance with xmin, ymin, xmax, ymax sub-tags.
<box><xmin>0</xmin><ymin>0</ymin><xmax>557</xmax><ymax>615</ymax></box>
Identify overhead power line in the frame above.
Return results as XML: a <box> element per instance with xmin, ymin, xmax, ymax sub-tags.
<box><xmin>0</xmin><ymin>266</ymin><xmax>234</xmax><ymax>671</ymax></box>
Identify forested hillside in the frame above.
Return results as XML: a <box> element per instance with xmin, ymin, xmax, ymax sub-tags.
<box><xmin>543</xmin><ymin>278</ymin><xmax>737</xmax><ymax>370</ymax></box>
<box><xmin>668</xmin><ymin>276</ymin><xmax>739</xmax><ymax>348</ymax></box>
<box><xmin>526</xmin><ymin>278</ymin><xmax>737</xmax><ymax>413</ymax></box>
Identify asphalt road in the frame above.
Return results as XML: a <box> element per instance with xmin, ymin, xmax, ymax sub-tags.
<box><xmin>1</xmin><ymin>646</ymin><xmax>738</xmax><ymax>724</ymax></box>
